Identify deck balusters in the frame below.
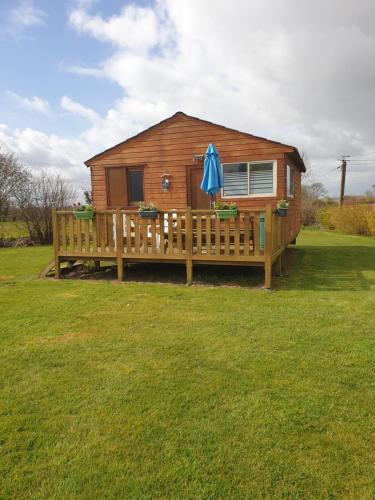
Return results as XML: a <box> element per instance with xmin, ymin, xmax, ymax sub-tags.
<box><xmin>53</xmin><ymin>206</ymin><xmax>283</xmax><ymax>287</ymax></box>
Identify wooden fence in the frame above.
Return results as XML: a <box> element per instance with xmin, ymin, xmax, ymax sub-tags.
<box><xmin>52</xmin><ymin>205</ymin><xmax>286</xmax><ymax>287</ymax></box>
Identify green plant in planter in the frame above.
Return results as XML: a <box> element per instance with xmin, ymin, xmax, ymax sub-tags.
<box><xmin>73</xmin><ymin>203</ymin><xmax>94</xmax><ymax>220</ymax></box>
<box><xmin>215</xmin><ymin>201</ymin><xmax>238</xmax><ymax>219</ymax></box>
<box><xmin>138</xmin><ymin>202</ymin><xmax>159</xmax><ymax>219</ymax></box>
<box><xmin>276</xmin><ymin>200</ymin><xmax>289</xmax><ymax>217</ymax></box>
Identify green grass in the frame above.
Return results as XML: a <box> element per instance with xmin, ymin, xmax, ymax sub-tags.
<box><xmin>1</xmin><ymin>230</ymin><xmax>375</xmax><ymax>498</ymax></box>
<box><xmin>0</xmin><ymin>220</ymin><xmax>29</xmax><ymax>239</ymax></box>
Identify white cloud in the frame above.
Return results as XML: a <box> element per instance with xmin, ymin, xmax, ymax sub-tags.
<box><xmin>69</xmin><ymin>3</ymin><xmax>161</xmax><ymax>51</ymax></box>
<box><xmin>0</xmin><ymin>123</ymin><xmax>91</xmax><ymax>188</ymax></box>
<box><xmin>65</xmin><ymin>0</ymin><xmax>375</xmax><ymax>194</ymax></box>
<box><xmin>6</xmin><ymin>91</ymin><xmax>50</xmax><ymax>115</ymax></box>
<box><xmin>8</xmin><ymin>0</ymin><xmax>46</xmax><ymax>30</ymax></box>
<box><xmin>59</xmin><ymin>62</ymin><xmax>104</xmax><ymax>78</ymax></box>
<box><xmin>2</xmin><ymin>0</ymin><xmax>375</xmax><ymax>195</ymax></box>
<box><xmin>60</xmin><ymin>95</ymin><xmax>100</xmax><ymax>124</ymax></box>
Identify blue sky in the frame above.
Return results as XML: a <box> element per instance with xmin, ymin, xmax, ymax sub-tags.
<box><xmin>0</xmin><ymin>0</ymin><xmax>122</xmax><ymax>137</ymax></box>
<box><xmin>0</xmin><ymin>0</ymin><xmax>374</xmax><ymax>194</ymax></box>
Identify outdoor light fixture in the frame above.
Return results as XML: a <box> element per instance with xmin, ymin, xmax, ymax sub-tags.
<box><xmin>161</xmin><ymin>173</ymin><xmax>172</xmax><ymax>191</ymax></box>
<box><xmin>193</xmin><ymin>154</ymin><xmax>205</xmax><ymax>162</ymax></box>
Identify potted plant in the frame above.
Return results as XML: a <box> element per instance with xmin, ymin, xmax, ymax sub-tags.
<box><xmin>73</xmin><ymin>203</ymin><xmax>94</xmax><ymax>220</ymax></box>
<box><xmin>215</xmin><ymin>201</ymin><xmax>238</xmax><ymax>219</ymax></box>
<box><xmin>276</xmin><ymin>200</ymin><xmax>289</xmax><ymax>217</ymax></box>
<box><xmin>138</xmin><ymin>202</ymin><xmax>159</xmax><ymax>220</ymax></box>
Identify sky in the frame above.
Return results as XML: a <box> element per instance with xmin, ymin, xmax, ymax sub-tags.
<box><xmin>0</xmin><ymin>0</ymin><xmax>374</xmax><ymax>196</ymax></box>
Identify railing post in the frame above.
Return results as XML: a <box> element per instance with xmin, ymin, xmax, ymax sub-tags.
<box><xmin>116</xmin><ymin>208</ymin><xmax>124</xmax><ymax>281</ymax></box>
<box><xmin>185</xmin><ymin>206</ymin><xmax>193</xmax><ymax>285</ymax></box>
<box><xmin>52</xmin><ymin>208</ymin><xmax>60</xmax><ymax>278</ymax></box>
<box><xmin>264</xmin><ymin>204</ymin><xmax>273</xmax><ymax>289</ymax></box>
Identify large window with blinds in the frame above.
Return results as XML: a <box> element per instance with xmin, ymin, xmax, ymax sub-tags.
<box><xmin>222</xmin><ymin>161</ymin><xmax>276</xmax><ymax>197</ymax></box>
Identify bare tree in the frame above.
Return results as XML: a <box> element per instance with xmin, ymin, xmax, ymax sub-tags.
<box><xmin>301</xmin><ymin>182</ymin><xmax>328</xmax><ymax>226</ymax></box>
<box><xmin>16</xmin><ymin>172</ymin><xmax>76</xmax><ymax>244</ymax></box>
<box><xmin>83</xmin><ymin>189</ymin><xmax>93</xmax><ymax>204</ymax></box>
<box><xmin>0</xmin><ymin>150</ymin><xmax>29</xmax><ymax>216</ymax></box>
<box><xmin>300</xmin><ymin>151</ymin><xmax>314</xmax><ymax>186</ymax></box>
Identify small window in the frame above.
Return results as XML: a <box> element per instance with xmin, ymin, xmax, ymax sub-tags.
<box><xmin>128</xmin><ymin>170</ymin><xmax>144</xmax><ymax>204</ymax></box>
<box><xmin>287</xmin><ymin>164</ymin><xmax>294</xmax><ymax>197</ymax></box>
<box><xmin>222</xmin><ymin>161</ymin><xmax>275</xmax><ymax>197</ymax></box>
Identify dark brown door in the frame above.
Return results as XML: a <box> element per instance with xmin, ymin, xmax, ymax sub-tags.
<box><xmin>106</xmin><ymin>167</ymin><xmax>127</xmax><ymax>207</ymax></box>
<box><xmin>188</xmin><ymin>166</ymin><xmax>211</xmax><ymax>209</ymax></box>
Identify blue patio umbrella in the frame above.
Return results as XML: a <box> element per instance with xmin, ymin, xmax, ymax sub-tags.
<box><xmin>200</xmin><ymin>143</ymin><xmax>223</xmax><ymax>205</ymax></box>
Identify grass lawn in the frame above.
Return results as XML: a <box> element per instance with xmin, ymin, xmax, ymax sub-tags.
<box><xmin>0</xmin><ymin>230</ymin><xmax>375</xmax><ymax>498</ymax></box>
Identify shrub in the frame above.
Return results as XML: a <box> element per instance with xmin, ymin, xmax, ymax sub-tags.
<box><xmin>318</xmin><ymin>204</ymin><xmax>375</xmax><ymax>236</ymax></box>
<box><xmin>367</xmin><ymin>209</ymin><xmax>375</xmax><ymax>236</ymax></box>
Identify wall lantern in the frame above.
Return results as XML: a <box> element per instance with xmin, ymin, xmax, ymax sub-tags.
<box><xmin>161</xmin><ymin>173</ymin><xmax>172</xmax><ymax>191</ymax></box>
<box><xmin>193</xmin><ymin>154</ymin><xmax>205</xmax><ymax>162</ymax></box>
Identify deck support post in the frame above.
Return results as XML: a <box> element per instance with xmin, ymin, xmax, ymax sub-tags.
<box><xmin>55</xmin><ymin>257</ymin><xmax>61</xmax><ymax>278</ymax></box>
<box><xmin>274</xmin><ymin>254</ymin><xmax>282</xmax><ymax>276</ymax></box>
<box><xmin>185</xmin><ymin>206</ymin><xmax>193</xmax><ymax>285</ymax></box>
<box><xmin>264</xmin><ymin>204</ymin><xmax>273</xmax><ymax>289</ymax></box>
<box><xmin>281</xmin><ymin>249</ymin><xmax>287</xmax><ymax>275</ymax></box>
<box><xmin>116</xmin><ymin>208</ymin><xmax>124</xmax><ymax>281</ymax></box>
<box><xmin>52</xmin><ymin>208</ymin><xmax>61</xmax><ymax>279</ymax></box>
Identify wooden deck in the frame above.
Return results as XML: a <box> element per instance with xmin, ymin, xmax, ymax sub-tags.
<box><xmin>52</xmin><ymin>206</ymin><xmax>287</xmax><ymax>287</ymax></box>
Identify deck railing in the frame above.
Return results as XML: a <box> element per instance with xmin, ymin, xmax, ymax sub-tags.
<box><xmin>52</xmin><ymin>205</ymin><xmax>285</xmax><ymax>287</ymax></box>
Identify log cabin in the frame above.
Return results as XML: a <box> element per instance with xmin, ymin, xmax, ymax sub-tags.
<box><xmin>52</xmin><ymin>111</ymin><xmax>306</xmax><ymax>287</ymax></box>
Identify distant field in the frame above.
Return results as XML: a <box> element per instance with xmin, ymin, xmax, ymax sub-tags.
<box><xmin>0</xmin><ymin>220</ymin><xmax>29</xmax><ymax>239</ymax></box>
<box><xmin>0</xmin><ymin>230</ymin><xmax>375</xmax><ymax>498</ymax></box>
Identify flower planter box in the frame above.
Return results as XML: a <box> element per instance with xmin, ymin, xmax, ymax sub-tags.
<box><xmin>215</xmin><ymin>209</ymin><xmax>238</xmax><ymax>220</ymax></box>
<box><xmin>277</xmin><ymin>208</ymin><xmax>288</xmax><ymax>217</ymax></box>
<box><xmin>74</xmin><ymin>210</ymin><xmax>94</xmax><ymax>220</ymax></box>
<box><xmin>139</xmin><ymin>210</ymin><xmax>158</xmax><ymax>220</ymax></box>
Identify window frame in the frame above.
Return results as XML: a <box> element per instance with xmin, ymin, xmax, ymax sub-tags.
<box><xmin>286</xmin><ymin>163</ymin><xmax>294</xmax><ymax>198</ymax></box>
<box><xmin>221</xmin><ymin>159</ymin><xmax>277</xmax><ymax>199</ymax></box>
<box><xmin>105</xmin><ymin>165</ymin><xmax>145</xmax><ymax>208</ymax></box>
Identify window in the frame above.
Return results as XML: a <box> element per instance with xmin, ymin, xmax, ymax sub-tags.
<box><xmin>249</xmin><ymin>163</ymin><xmax>274</xmax><ymax>195</ymax></box>
<box><xmin>128</xmin><ymin>169</ymin><xmax>144</xmax><ymax>204</ymax></box>
<box><xmin>222</xmin><ymin>161</ymin><xmax>276</xmax><ymax>197</ymax></box>
<box><xmin>106</xmin><ymin>166</ymin><xmax>144</xmax><ymax>207</ymax></box>
<box><xmin>287</xmin><ymin>164</ymin><xmax>294</xmax><ymax>197</ymax></box>
<box><xmin>223</xmin><ymin>163</ymin><xmax>248</xmax><ymax>196</ymax></box>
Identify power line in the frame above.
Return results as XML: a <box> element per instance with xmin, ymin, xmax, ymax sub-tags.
<box><xmin>347</xmin><ymin>159</ymin><xmax>375</xmax><ymax>163</ymax></box>
<box><xmin>344</xmin><ymin>163</ymin><xmax>375</xmax><ymax>167</ymax></box>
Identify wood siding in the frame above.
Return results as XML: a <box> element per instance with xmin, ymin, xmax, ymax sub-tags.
<box><xmin>87</xmin><ymin>113</ymin><xmax>302</xmax><ymax>244</ymax></box>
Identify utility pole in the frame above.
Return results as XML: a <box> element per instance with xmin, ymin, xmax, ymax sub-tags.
<box><xmin>337</xmin><ymin>156</ymin><xmax>350</xmax><ymax>206</ymax></box>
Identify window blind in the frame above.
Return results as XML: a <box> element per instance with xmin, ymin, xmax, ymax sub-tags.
<box><xmin>223</xmin><ymin>163</ymin><xmax>248</xmax><ymax>196</ymax></box>
<box><xmin>222</xmin><ymin>161</ymin><xmax>275</xmax><ymax>196</ymax></box>
<box><xmin>249</xmin><ymin>163</ymin><xmax>273</xmax><ymax>194</ymax></box>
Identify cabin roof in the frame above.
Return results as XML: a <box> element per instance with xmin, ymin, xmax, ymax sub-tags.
<box><xmin>85</xmin><ymin>111</ymin><xmax>306</xmax><ymax>172</ymax></box>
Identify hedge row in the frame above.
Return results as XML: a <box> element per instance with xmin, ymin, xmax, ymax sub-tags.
<box><xmin>318</xmin><ymin>205</ymin><xmax>375</xmax><ymax>236</ymax></box>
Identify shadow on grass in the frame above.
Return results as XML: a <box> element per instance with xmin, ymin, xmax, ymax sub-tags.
<box><xmin>285</xmin><ymin>245</ymin><xmax>375</xmax><ymax>291</ymax></box>
<box><xmin>60</xmin><ymin>243</ymin><xmax>374</xmax><ymax>291</ymax></box>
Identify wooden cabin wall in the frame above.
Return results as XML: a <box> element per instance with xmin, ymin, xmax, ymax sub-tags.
<box><xmin>88</xmin><ymin>115</ymin><xmax>302</xmax><ymax>244</ymax></box>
